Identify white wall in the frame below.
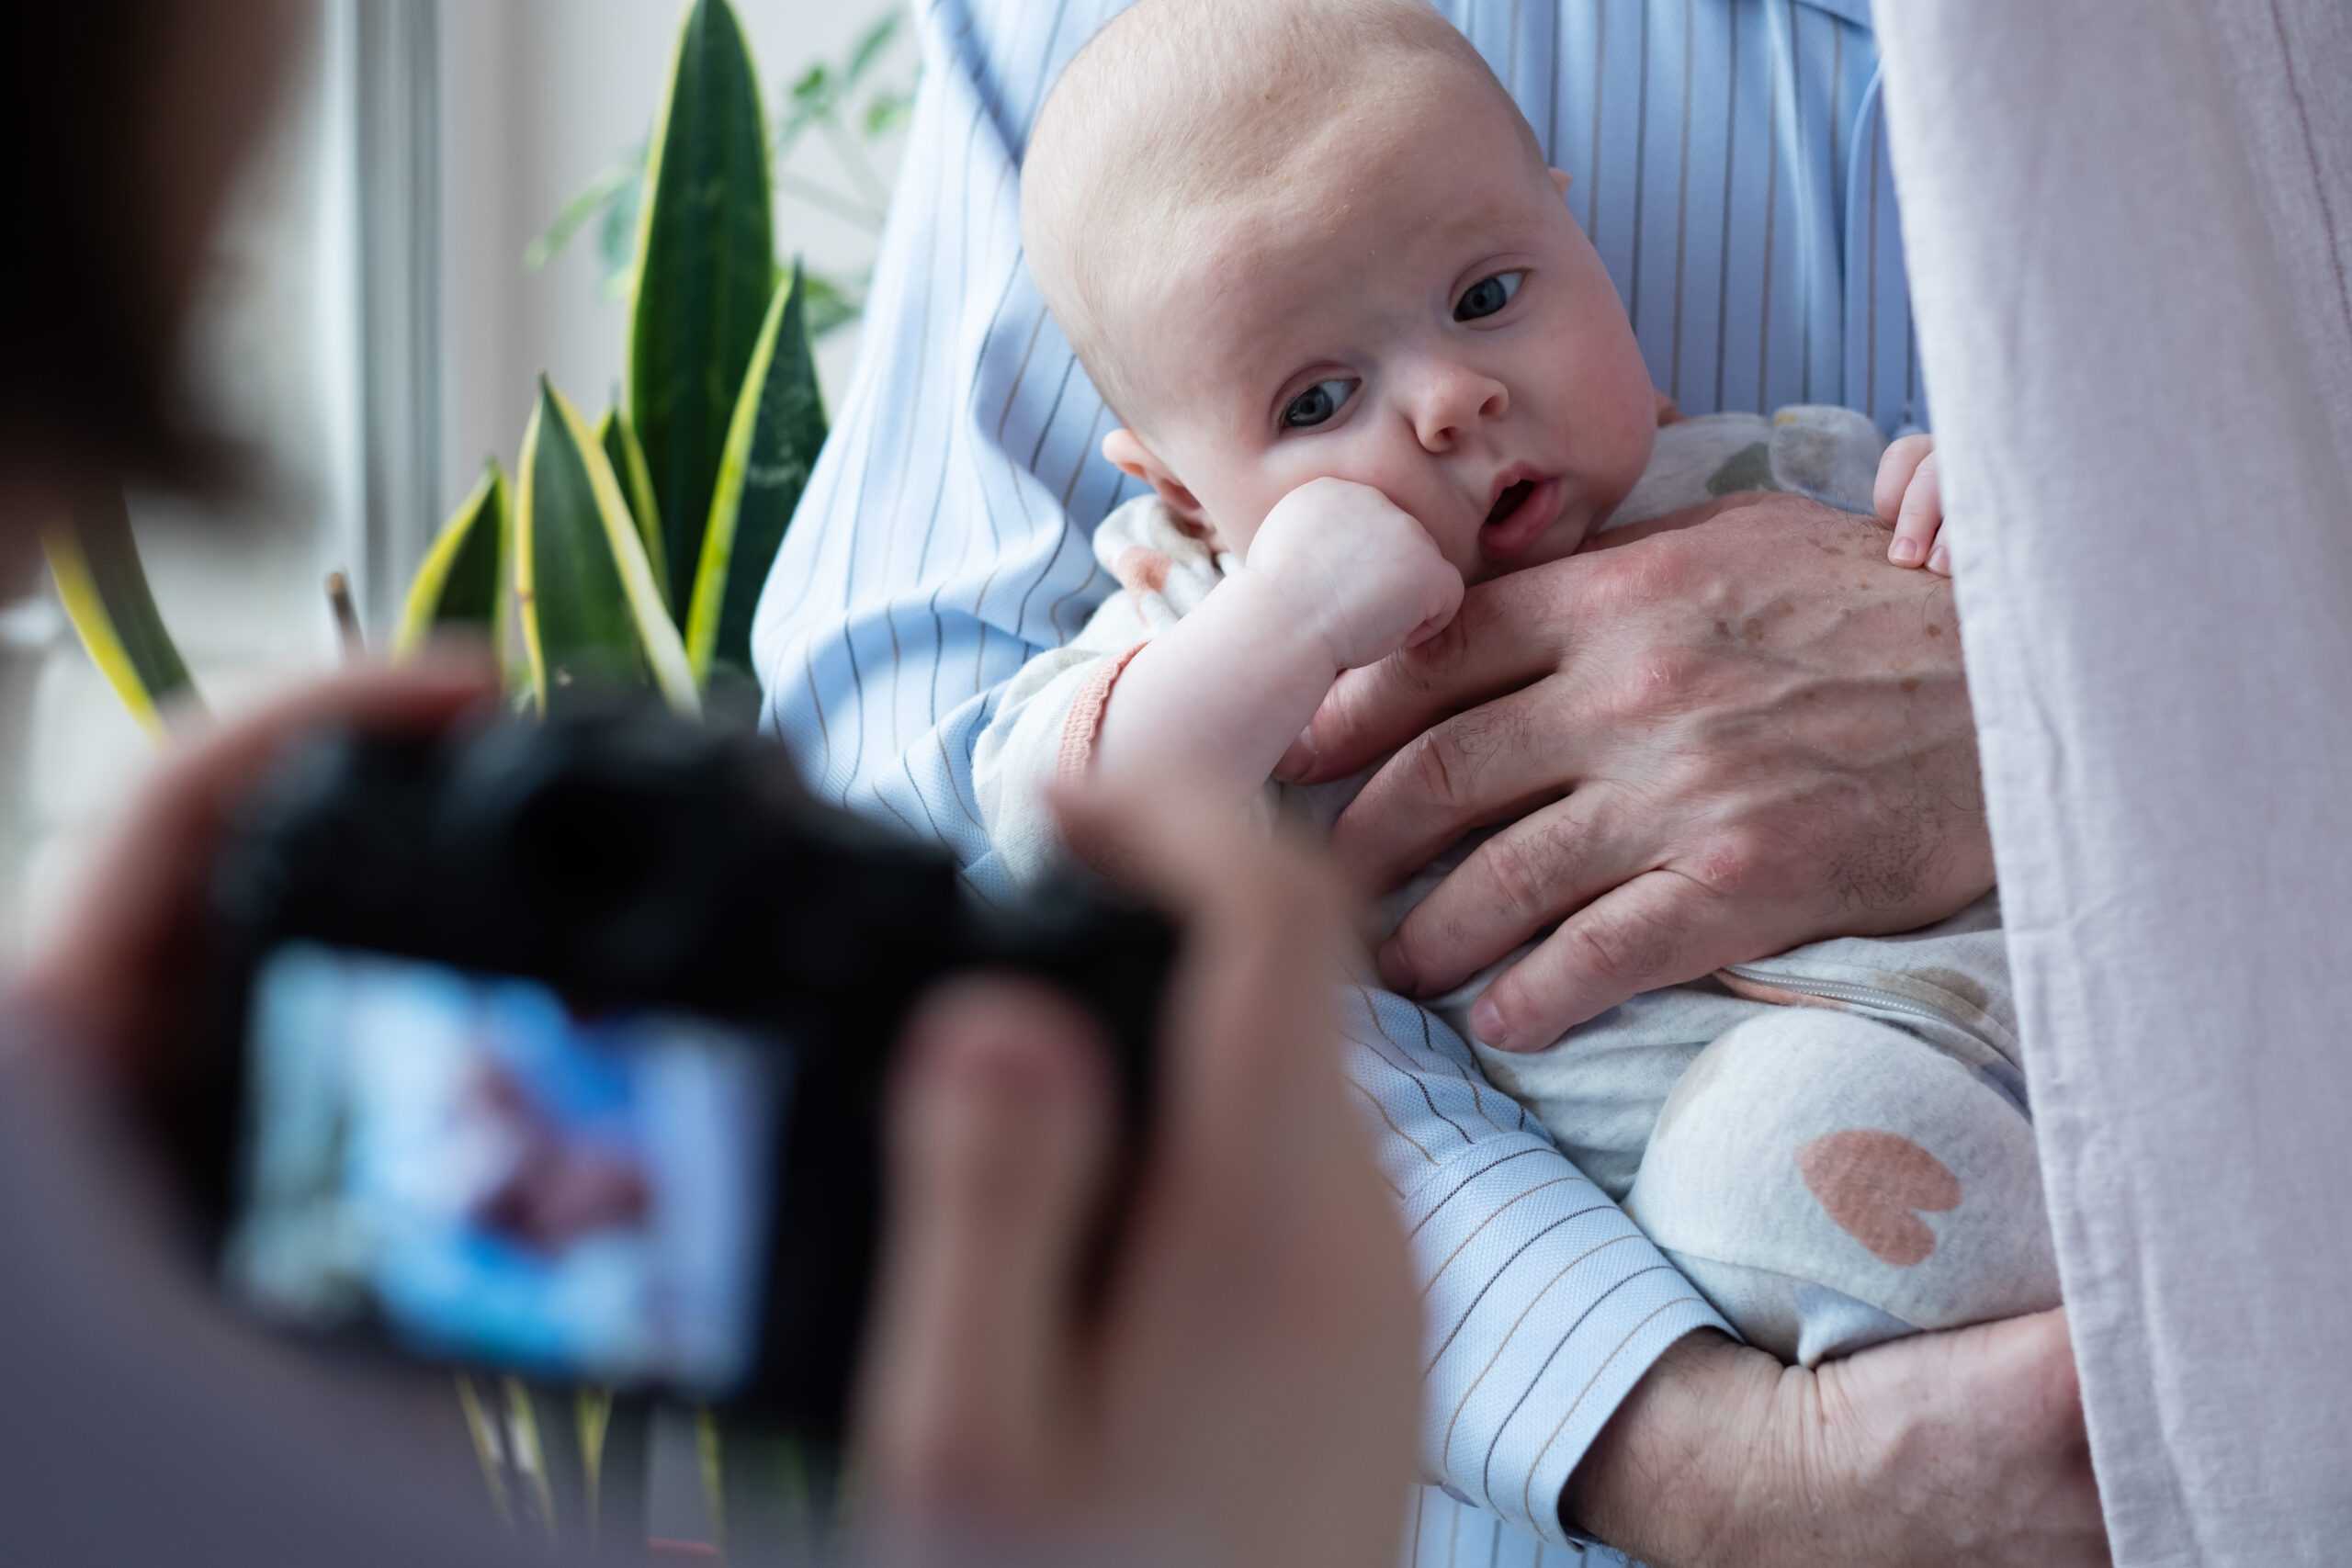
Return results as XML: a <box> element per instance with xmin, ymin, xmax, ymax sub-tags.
<box><xmin>439</xmin><ymin>0</ymin><xmax>911</xmax><ymax>518</ymax></box>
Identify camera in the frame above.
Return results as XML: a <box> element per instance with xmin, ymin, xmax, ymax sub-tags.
<box><xmin>193</xmin><ymin>707</ymin><xmax>1173</xmax><ymax>1440</ymax></box>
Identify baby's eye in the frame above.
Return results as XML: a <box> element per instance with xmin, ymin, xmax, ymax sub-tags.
<box><xmin>1282</xmin><ymin>378</ymin><xmax>1357</xmax><ymax>429</ymax></box>
<box><xmin>1454</xmin><ymin>271</ymin><xmax>1525</xmax><ymax>321</ymax></box>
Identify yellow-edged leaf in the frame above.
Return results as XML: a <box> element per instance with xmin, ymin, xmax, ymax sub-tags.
<box><xmin>685</xmin><ymin>263</ymin><xmax>827</xmax><ymax>689</ymax></box>
<box><xmin>395</xmin><ymin>460</ymin><xmax>509</xmax><ymax>656</ymax></box>
<box><xmin>628</xmin><ymin>0</ymin><xmax>775</xmax><ymax>605</ymax></box>
<box><xmin>514</xmin><ymin>378</ymin><xmax>699</xmax><ymax>718</ymax></box>
<box><xmin>596</xmin><ymin>405</ymin><xmax>670</xmax><ymax>615</ymax></box>
<box><xmin>42</xmin><ymin>488</ymin><xmax>200</xmax><ymax>747</ymax></box>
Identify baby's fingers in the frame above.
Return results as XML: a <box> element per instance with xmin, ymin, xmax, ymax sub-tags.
<box><xmin>1404</xmin><ymin>565</ymin><xmax>1466</xmax><ymax>649</ymax></box>
<box><xmin>1887</xmin><ymin>450</ymin><xmax>1944</xmax><ymax>570</ymax></box>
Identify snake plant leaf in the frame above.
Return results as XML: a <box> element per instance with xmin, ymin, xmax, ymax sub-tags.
<box><xmin>43</xmin><ymin>487</ymin><xmax>201</xmax><ymax>745</ymax></box>
<box><xmin>515</xmin><ymin>378</ymin><xmax>699</xmax><ymax>718</ymax></box>
<box><xmin>394</xmin><ymin>460</ymin><xmax>508</xmax><ymax>656</ymax></box>
<box><xmin>685</xmin><ymin>263</ymin><xmax>826</xmax><ymax>686</ymax></box>
<box><xmin>595</xmin><ymin>404</ymin><xmax>670</xmax><ymax>615</ymax></box>
<box><xmin>628</xmin><ymin>0</ymin><xmax>774</xmax><ymax>612</ymax></box>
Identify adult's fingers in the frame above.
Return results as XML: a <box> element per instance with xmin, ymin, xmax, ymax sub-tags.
<box><xmin>16</xmin><ymin>652</ymin><xmax>497</xmax><ymax>1079</ymax></box>
<box><xmin>1051</xmin><ymin>781</ymin><xmax>1352</xmax><ymax>1163</ymax></box>
<box><xmin>1054</xmin><ymin>781</ymin><xmax>1418</xmax><ymax>1568</ymax></box>
<box><xmin>1374</xmin><ymin>786</ymin><xmax>1650</xmax><ymax>997</ymax></box>
<box><xmin>1276</xmin><ymin>563</ymin><xmax>1573</xmax><ymax>786</ymax></box>
<box><xmin>1326</xmin><ymin>678</ymin><xmax>1601</xmax><ymax>897</ymax></box>
<box><xmin>857</xmin><ymin>976</ymin><xmax>1114</xmax><ymax>1523</ymax></box>
<box><xmin>1466</xmin><ymin>867</ymin><xmax>1741</xmax><ymax>1049</ymax></box>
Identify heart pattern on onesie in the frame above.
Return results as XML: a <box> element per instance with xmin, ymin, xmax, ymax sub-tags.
<box><xmin>1794</xmin><ymin>1129</ymin><xmax>1962</xmax><ymax>1266</ymax></box>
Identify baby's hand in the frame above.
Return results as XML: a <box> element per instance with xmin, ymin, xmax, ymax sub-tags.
<box><xmin>1874</xmin><ymin>434</ymin><xmax>1949</xmax><ymax>574</ymax></box>
<box><xmin>1246</xmin><ymin>478</ymin><xmax>1464</xmax><ymax>671</ymax></box>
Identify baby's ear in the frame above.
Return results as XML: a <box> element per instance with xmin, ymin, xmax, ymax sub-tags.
<box><xmin>1102</xmin><ymin>428</ymin><xmax>1209</xmax><ymax>528</ymax></box>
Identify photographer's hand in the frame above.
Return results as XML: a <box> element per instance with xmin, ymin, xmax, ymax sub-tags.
<box><xmin>858</xmin><ymin>785</ymin><xmax>1419</xmax><ymax>1568</ymax></box>
<box><xmin>15</xmin><ymin>656</ymin><xmax>497</xmax><ymax>1100</ymax></box>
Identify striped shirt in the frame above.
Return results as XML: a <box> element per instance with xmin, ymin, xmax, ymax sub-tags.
<box><xmin>754</xmin><ymin>2</ymin><xmax>1914</xmax><ymax>1560</ymax></box>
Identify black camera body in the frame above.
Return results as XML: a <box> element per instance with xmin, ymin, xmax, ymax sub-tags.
<box><xmin>200</xmin><ymin>708</ymin><xmax>1172</xmax><ymax>1439</ymax></box>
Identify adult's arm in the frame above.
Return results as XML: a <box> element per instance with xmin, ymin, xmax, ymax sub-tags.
<box><xmin>859</xmin><ymin>795</ymin><xmax>2105</xmax><ymax>1568</ymax></box>
<box><xmin>1290</xmin><ymin>491</ymin><xmax>1995</xmax><ymax>1046</ymax></box>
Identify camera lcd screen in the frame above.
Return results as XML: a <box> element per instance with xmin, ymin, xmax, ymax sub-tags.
<box><xmin>222</xmin><ymin>942</ymin><xmax>782</xmax><ymax>1398</ymax></box>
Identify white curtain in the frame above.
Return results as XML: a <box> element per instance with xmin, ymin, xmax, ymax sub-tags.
<box><xmin>1874</xmin><ymin>2</ymin><xmax>2352</xmax><ymax>1562</ymax></box>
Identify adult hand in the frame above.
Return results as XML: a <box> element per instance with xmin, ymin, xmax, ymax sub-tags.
<box><xmin>856</xmin><ymin>784</ymin><xmax>1419</xmax><ymax>1568</ymax></box>
<box><xmin>1284</xmin><ymin>492</ymin><xmax>1992</xmax><ymax>1048</ymax></box>
<box><xmin>15</xmin><ymin>656</ymin><xmax>497</xmax><ymax>1106</ymax></box>
<box><xmin>1566</xmin><ymin>1314</ymin><xmax>2107</xmax><ymax>1567</ymax></box>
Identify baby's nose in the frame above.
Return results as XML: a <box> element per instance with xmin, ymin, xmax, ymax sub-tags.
<box><xmin>1412</xmin><ymin>367</ymin><xmax>1510</xmax><ymax>451</ymax></box>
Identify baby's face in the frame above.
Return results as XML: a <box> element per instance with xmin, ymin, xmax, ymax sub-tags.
<box><xmin>1109</xmin><ymin>85</ymin><xmax>1657</xmax><ymax>582</ymax></box>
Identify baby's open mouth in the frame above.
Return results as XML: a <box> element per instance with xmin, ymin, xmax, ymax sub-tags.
<box><xmin>1477</xmin><ymin>475</ymin><xmax>1565</xmax><ymax>564</ymax></box>
<box><xmin>1485</xmin><ymin>479</ymin><xmax>1536</xmax><ymax>528</ymax></box>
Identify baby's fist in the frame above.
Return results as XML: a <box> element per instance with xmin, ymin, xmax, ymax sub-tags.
<box><xmin>1248</xmin><ymin>478</ymin><xmax>1464</xmax><ymax>671</ymax></box>
<box><xmin>1874</xmin><ymin>434</ymin><xmax>1949</xmax><ymax>574</ymax></box>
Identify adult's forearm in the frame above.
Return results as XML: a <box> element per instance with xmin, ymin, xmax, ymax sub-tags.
<box><xmin>1333</xmin><ymin>985</ymin><xmax>1730</xmax><ymax>1546</ymax></box>
<box><xmin>1564</xmin><ymin>1314</ymin><xmax>2104</xmax><ymax>1567</ymax></box>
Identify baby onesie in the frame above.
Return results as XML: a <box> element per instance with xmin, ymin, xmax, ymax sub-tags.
<box><xmin>975</xmin><ymin>406</ymin><xmax>2060</xmax><ymax>1365</ymax></box>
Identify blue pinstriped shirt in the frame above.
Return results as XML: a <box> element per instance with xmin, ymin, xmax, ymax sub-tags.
<box><xmin>755</xmin><ymin>3</ymin><xmax>1913</xmax><ymax>1561</ymax></box>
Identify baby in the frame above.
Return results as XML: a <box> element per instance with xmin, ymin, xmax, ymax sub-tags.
<box><xmin>978</xmin><ymin>0</ymin><xmax>2054</xmax><ymax>1365</ymax></box>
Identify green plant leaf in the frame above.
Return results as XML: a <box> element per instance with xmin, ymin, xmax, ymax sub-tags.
<box><xmin>628</xmin><ymin>0</ymin><xmax>775</xmax><ymax>614</ymax></box>
<box><xmin>862</xmin><ymin>90</ymin><xmax>913</xmax><ymax>138</ymax></box>
<box><xmin>524</xmin><ymin>160</ymin><xmax>638</xmax><ymax>272</ymax></box>
<box><xmin>844</xmin><ymin>14</ymin><xmax>900</xmax><ymax>87</ymax></box>
<box><xmin>395</xmin><ymin>459</ymin><xmax>508</xmax><ymax>656</ymax></box>
<box><xmin>777</xmin><ymin>63</ymin><xmax>833</xmax><ymax>156</ymax></box>
<box><xmin>516</xmin><ymin>378</ymin><xmax>699</xmax><ymax>718</ymax></box>
<box><xmin>43</xmin><ymin>486</ymin><xmax>201</xmax><ymax>745</ymax></box>
<box><xmin>595</xmin><ymin>405</ymin><xmax>669</xmax><ymax>614</ymax></box>
<box><xmin>685</xmin><ymin>263</ymin><xmax>826</xmax><ymax>687</ymax></box>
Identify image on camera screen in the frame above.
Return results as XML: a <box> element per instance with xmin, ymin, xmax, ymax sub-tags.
<box><xmin>222</xmin><ymin>942</ymin><xmax>782</xmax><ymax>1398</ymax></box>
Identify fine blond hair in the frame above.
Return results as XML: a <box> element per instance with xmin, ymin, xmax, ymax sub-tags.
<box><xmin>1021</xmin><ymin>0</ymin><xmax>1541</xmax><ymax>427</ymax></box>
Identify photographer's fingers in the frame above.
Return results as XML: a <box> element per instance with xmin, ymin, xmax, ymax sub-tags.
<box><xmin>15</xmin><ymin>653</ymin><xmax>496</xmax><ymax>1083</ymax></box>
<box><xmin>860</xmin><ymin>976</ymin><xmax>1115</xmax><ymax>1525</ymax></box>
<box><xmin>1048</xmin><ymin>782</ymin><xmax>1419</xmax><ymax>1568</ymax></box>
<box><xmin>1050</xmin><ymin>783</ymin><xmax>1351</xmax><ymax>1164</ymax></box>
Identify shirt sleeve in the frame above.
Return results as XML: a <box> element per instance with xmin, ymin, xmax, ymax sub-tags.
<box><xmin>752</xmin><ymin>0</ymin><xmax>1727</xmax><ymax>1539</ymax></box>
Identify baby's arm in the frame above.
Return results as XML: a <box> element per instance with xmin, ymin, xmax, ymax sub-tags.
<box><xmin>1093</xmin><ymin>478</ymin><xmax>1463</xmax><ymax>806</ymax></box>
<box><xmin>1874</xmin><ymin>434</ymin><xmax>1949</xmax><ymax>575</ymax></box>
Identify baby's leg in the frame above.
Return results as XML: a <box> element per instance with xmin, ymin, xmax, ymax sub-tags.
<box><xmin>1625</xmin><ymin>1008</ymin><xmax>2058</xmax><ymax>1366</ymax></box>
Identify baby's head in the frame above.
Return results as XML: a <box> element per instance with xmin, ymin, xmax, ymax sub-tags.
<box><xmin>1023</xmin><ymin>0</ymin><xmax>1657</xmax><ymax>581</ymax></box>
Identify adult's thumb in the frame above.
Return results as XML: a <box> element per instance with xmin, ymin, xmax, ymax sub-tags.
<box><xmin>855</xmin><ymin>976</ymin><xmax>1115</xmax><ymax>1526</ymax></box>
